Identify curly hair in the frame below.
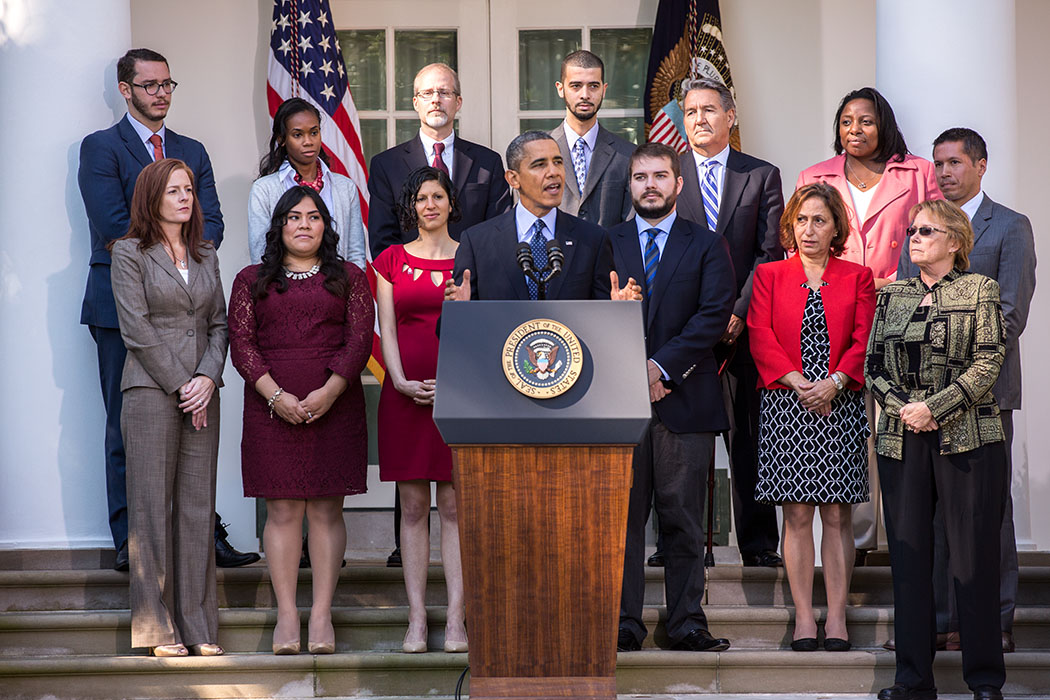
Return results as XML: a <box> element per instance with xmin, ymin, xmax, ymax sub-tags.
<box><xmin>832</xmin><ymin>87</ymin><xmax>909</xmax><ymax>164</ymax></box>
<box><xmin>396</xmin><ymin>166</ymin><xmax>461</xmax><ymax>233</ymax></box>
<box><xmin>780</xmin><ymin>182</ymin><xmax>851</xmax><ymax>257</ymax></box>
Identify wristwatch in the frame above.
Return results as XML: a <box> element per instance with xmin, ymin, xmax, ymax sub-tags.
<box><xmin>830</xmin><ymin>373</ymin><xmax>844</xmax><ymax>392</ymax></box>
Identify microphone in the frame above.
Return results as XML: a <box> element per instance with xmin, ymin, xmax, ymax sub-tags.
<box><xmin>516</xmin><ymin>241</ymin><xmax>534</xmax><ymax>274</ymax></box>
<box><xmin>545</xmin><ymin>239</ymin><xmax>564</xmax><ymax>275</ymax></box>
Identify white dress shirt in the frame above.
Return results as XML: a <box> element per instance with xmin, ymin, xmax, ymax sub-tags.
<box><xmin>960</xmin><ymin>190</ymin><xmax>985</xmax><ymax>221</ymax></box>
<box><xmin>418</xmin><ymin>130</ymin><xmax>455</xmax><ymax>179</ymax></box>
<box><xmin>691</xmin><ymin>144</ymin><xmax>730</xmax><ymax>211</ymax></box>
<box><xmin>126</xmin><ymin>113</ymin><xmax>166</xmax><ymax>161</ymax></box>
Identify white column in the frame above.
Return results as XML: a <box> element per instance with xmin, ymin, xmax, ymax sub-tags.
<box><xmin>876</xmin><ymin>0</ymin><xmax>1034</xmax><ymax>547</ymax></box>
<box><xmin>0</xmin><ymin>0</ymin><xmax>131</xmax><ymax>548</ymax></box>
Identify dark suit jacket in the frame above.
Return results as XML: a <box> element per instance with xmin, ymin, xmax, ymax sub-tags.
<box><xmin>367</xmin><ymin>134</ymin><xmax>512</xmax><ymax>257</ymax></box>
<box><xmin>676</xmin><ymin>149</ymin><xmax>784</xmax><ymax>320</ymax></box>
<box><xmin>453</xmin><ymin>207</ymin><xmax>613</xmax><ymax>300</ymax></box>
<box><xmin>79</xmin><ymin>115</ymin><xmax>224</xmax><ymax>328</ymax></box>
<box><xmin>550</xmin><ymin>122</ymin><xmax>634</xmax><ymax>227</ymax></box>
<box><xmin>897</xmin><ymin>194</ymin><xmax>1036</xmax><ymax>410</ymax></box>
<box><xmin>610</xmin><ymin>216</ymin><xmax>736</xmax><ymax>433</ymax></box>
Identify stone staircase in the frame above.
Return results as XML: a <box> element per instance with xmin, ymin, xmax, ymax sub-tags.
<box><xmin>1</xmin><ymin>552</ymin><xmax>1049</xmax><ymax>699</ymax></box>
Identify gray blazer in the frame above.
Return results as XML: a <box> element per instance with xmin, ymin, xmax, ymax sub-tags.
<box><xmin>898</xmin><ymin>194</ymin><xmax>1037</xmax><ymax>409</ymax></box>
<box><xmin>110</xmin><ymin>240</ymin><xmax>229</xmax><ymax>395</ymax></box>
<box><xmin>550</xmin><ymin>122</ymin><xmax>634</xmax><ymax>228</ymax></box>
<box><xmin>247</xmin><ymin>169</ymin><xmax>366</xmax><ymax>268</ymax></box>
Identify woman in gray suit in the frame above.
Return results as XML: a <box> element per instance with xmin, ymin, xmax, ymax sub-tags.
<box><xmin>110</xmin><ymin>158</ymin><xmax>229</xmax><ymax>657</ymax></box>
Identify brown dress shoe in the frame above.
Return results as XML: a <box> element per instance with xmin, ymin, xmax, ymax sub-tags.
<box><xmin>883</xmin><ymin>634</ymin><xmax>946</xmax><ymax>652</ymax></box>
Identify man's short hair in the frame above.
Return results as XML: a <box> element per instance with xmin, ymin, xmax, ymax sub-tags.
<box><xmin>117</xmin><ymin>48</ymin><xmax>169</xmax><ymax>85</ymax></box>
<box><xmin>681</xmin><ymin>77</ymin><xmax>735</xmax><ymax>114</ymax></box>
<box><xmin>934</xmin><ymin>127</ymin><xmax>988</xmax><ymax>164</ymax></box>
<box><xmin>413</xmin><ymin>62</ymin><xmax>461</xmax><ymax>96</ymax></box>
<box><xmin>560</xmin><ymin>49</ymin><xmax>604</xmax><ymax>82</ymax></box>
<box><xmin>629</xmin><ymin>142</ymin><xmax>681</xmax><ymax>179</ymax></box>
<box><xmin>505</xmin><ymin>131</ymin><xmax>556</xmax><ymax>172</ymax></box>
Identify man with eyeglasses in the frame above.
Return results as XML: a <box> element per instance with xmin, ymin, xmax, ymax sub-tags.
<box><xmin>79</xmin><ymin>48</ymin><xmax>257</xmax><ymax>572</ymax></box>
<box><xmin>368</xmin><ymin>62</ymin><xmax>511</xmax><ymax>258</ymax></box>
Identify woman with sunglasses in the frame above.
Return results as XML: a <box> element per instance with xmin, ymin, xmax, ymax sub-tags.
<box><xmin>866</xmin><ymin>199</ymin><xmax>1007</xmax><ymax>700</ymax></box>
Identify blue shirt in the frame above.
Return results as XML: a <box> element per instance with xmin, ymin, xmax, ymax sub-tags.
<box><xmin>636</xmin><ymin>210</ymin><xmax>678</xmax><ymax>380</ymax></box>
<box><xmin>125</xmin><ymin>113</ymin><xmax>166</xmax><ymax>161</ymax></box>
<box><xmin>514</xmin><ymin>204</ymin><xmax>557</xmax><ymax>243</ymax></box>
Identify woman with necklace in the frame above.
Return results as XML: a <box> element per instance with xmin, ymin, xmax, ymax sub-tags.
<box><xmin>229</xmin><ymin>186</ymin><xmax>374</xmax><ymax>655</ymax></box>
<box><xmin>373</xmin><ymin>167</ymin><xmax>467</xmax><ymax>653</ymax></box>
<box><xmin>748</xmin><ymin>183</ymin><xmax>875</xmax><ymax>653</ymax></box>
<box><xmin>109</xmin><ymin>158</ymin><xmax>229</xmax><ymax>657</ymax></box>
<box><xmin>248</xmin><ymin>98</ymin><xmax>366</xmax><ymax>269</ymax></box>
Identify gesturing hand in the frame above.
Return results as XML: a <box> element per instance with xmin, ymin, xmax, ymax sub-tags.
<box><xmin>444</xmin><ymin>269</ymin><xmax>471</xmax><ymax>302</ymax></box>
<box><xmin>610</xmin><ymin>271</ymin><xmax>643</xmax><ymax>301</ymax></box>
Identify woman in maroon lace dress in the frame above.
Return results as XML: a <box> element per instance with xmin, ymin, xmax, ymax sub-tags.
<box><xmin>374</xmin><ymin>167</ymin><xmax>467</xmax><ymax>653</ymax></box>
<box><xmin>229</xmin><ymin>185</ymin><xmax>374</xmax><ymax>655</ymax></box>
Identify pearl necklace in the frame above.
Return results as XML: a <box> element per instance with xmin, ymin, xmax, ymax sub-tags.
<box><xmin>284</xmin><ymin>264</ymin><xmax>320</xmax><ymax>280</ymax></box>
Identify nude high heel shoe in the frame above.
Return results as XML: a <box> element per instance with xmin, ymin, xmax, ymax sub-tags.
<box><xmin>150</xmin><ymin>643</ymin><xmax>189</xmax><ymax>657</ymax></box>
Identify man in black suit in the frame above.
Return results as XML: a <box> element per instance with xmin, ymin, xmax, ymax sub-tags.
<box><xmin>612</xmin><ymin>143</ymin><xmax>736</xmax><ymax>652</ymax></box>
<box><xmin>549</xmin><ymin>50</ymin><xmax>634</xmax><ymax>227</ymax></box>
<box><xmin>368</xmin><ymin>62</ymin><xmax>511</xmax><ymax>257</ymax></box>
<box><xmin>445</xmin><ymin>131</ymin><xmax>640</xmax><ymax>302</ymax></box>
<box><xmin>675</xmin><ymin>78</ymin><xmax>785</xmax><ymax>568</ymax></box>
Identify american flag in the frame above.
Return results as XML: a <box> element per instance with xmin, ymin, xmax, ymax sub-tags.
<box><xmin>268</xmin><ymin>0</ymin><xmax>386</xmax><ymax>382</ymax></box>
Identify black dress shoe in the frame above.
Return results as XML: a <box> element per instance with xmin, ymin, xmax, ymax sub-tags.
<box><xmin>214</xmin><ymin>514</ymin><xmax>261</xmax><ymax>568</ymax></box>
<box><xmin>616</xmin><ymin>627</ymin><xmax>641</xmax><ymax>652</ymax></box>
<box><xmin>824</xmin><ymin>637</ymin><xmax>851</xmax><ymax>652</ymax></box>
<box><xmin>113</xmin><ymin>542</ymin><xmax>129</xmax><ymax>572</ymax></box>
<box><xmin>877</xmin><ymin>684</ymin><xmax>937</xmax><ymax>700</ymax></box>
<box><xmin>386</xmin><ymin>547</ymin><xmax>402</xmax><ymax>567</ymax></box>
<box><xmin>790</xmin><ymin>637</ymin><xmax>818</xmax><ymax>651</ymax></box>
<box><xmin>647</xmin><ymin>550</ymin><xmax>665</xmax><ymax>567</ymax></box>
<box><xmin>298</xmin><ymin>535</ymin><xmax>347</xmax><ymax>569</ymax></box>
<box><xmin>972</xmin><ymin>686</ymin><xmax>1003</xmax><ymax>700</ymax></box>
<box><xmin>741</xmin><ymin>549</ymin><xmax>783</xmax><ymax>567</ymax></box>
<box><xmin>671</xmin><ymin>628</ymin><xmax>730</xmax><ymax>652</ymax></box>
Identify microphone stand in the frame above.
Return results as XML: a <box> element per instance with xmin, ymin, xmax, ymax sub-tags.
<box><xmin>516</xmin><ymin>240</ymin><xmax>564</xmax><ymax>300</ymax></box>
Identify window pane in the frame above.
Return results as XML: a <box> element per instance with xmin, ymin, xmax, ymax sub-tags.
<box><xmin>519</xmin><ymin>30</ymin><xmax>581</xmax><ymax>111</ymax></box>
<box><xmin>395</xmin><ymin>119</ymin><xmax>419</xmax><ymax>146</ymax></box>
<box><xmin>358</xmin><ymin>119</ymin><xmax>387</xmax><ymax>164</ymax></box>
<box><xmin>337</xmin><ymin>30</ymin><xmax>385</xmax><ymax>111</ymax></box>
<box><xmin>394</xmin><ymin>30</ymin><xmax>458</xmax><ymax>111</ymax></box>
<box><xmin>590</xmin><ymin>28</ymin><xmax>653</xmax><ymax>110</ymax></box>
<box><xmin>520</xmin><ymin>118</ymin><xmax>562</xmax><ymax>134</ymax></box>
<box><xmin>598</xmin><ymin>117</ymin><xmax>645</xmax><ymax>146</ymax></box>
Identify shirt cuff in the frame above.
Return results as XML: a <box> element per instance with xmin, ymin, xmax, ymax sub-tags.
<box><xmin>650</xmin><ymin>358</ymin><xmax>670</xmax><ymax>381</ymax></box>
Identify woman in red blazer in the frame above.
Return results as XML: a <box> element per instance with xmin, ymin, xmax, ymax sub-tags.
<box><xmin>748</xmin><ymin>183</ymin><xmax>876</xmax><ymax>652</ymax></box>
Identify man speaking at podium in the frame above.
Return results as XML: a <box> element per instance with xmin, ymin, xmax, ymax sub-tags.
<box><xmin>610</xmin><ymin>143</ymin><xmax>736</xmax><ymax>652</ymax></box>
<box><xmin>445</xmin><ymin>131</ymin><xmax>640</xmax><ymax>302</ymax></box>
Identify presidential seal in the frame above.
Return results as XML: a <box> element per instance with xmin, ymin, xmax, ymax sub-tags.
<box><xmin>502</xmin><ymin>319</ymin><xmax>584</xmax><ymax>399</ymax></box>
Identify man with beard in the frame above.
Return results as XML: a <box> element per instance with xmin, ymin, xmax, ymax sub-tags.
<box><xmin>368</xmin><ymin>63</ymin><xmax>511</xmax><ymax>257</ymax></box>
<box><xmin>549</xmin><ymin>50</ymin><xmax>634</xmax><ymax>227</ymax></box>
<box><xmin>609</xmin><ymin>143</ymin><xmax>736</xmax><ymax>653</ymax></box>
<box><xmin>79</xmin><ymin>48</ymin><xmax>258</xmax><ymax>571</ymax></box>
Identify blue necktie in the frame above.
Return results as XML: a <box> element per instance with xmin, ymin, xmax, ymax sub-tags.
<box><xmin>643</xmin><ymin>228</ymin><xmax>661</xmax><ymax>297</ymax></box>
<box><xmin>527</xmin><ymin>219</ymin><xmax>548</xmax><ymax>300</ymax></box>
<box><xmin>701</xmin><ymin>160</ymin><xmax>720</xmax><ymax>231</ymax></box>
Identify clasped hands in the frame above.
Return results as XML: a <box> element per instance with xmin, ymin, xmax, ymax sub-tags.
<box><xmin>396</xmin><ymin>378</ymin><xmax>435</xmax><ymax>406</ymax></box>
<box><xmin>443</xmin><ymin>269</ymin><xmax>643</xmax><ymax>302</ymax></box>
<box><xmin>178</xmin><ymin>375</ymin><xmax>215</xmax><ymax>431</ymax></box>
<box><xmin>271</xmin><ymin>385</ymin><xmax>340</xmax><ymax>425</ymax></box>
<box><xmin>899</xmin><ymin>401</ymin><xmax>938</xmax><ymax>433</ymax></box>
<box><xmin>782</xmin><ymin>371</ymin><xmax>837</xmax><ymax>416</ymax></box>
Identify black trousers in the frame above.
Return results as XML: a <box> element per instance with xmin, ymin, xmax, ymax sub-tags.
<box><xmin>620</xmin><ymin>417</ymin><xmax>714</xmax><ymax>644</ymax></box>
<box><xmin>90</xmin><ymin>325</ymin><xmax>129</xmax><ymax>550</ymax></box>
<box><xmin>879</xmin><ymin>430</ymin><xmax>1007</xmax><ymax>691</ymax></box>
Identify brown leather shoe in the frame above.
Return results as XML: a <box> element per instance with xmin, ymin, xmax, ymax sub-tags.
<box><xmin>1002</xmin><ymin>631</ymin><xmax>1015</xmax><ymax>653</ymax></box>
<box><xmin>883</xmin><ymin>634</ymin><xmax>947</xmax><ymax>652</ymax></box>
<box><xmin>945</xmin><ymin>631</ymin><xmax>961</xmax><ymax>651</ymax></box>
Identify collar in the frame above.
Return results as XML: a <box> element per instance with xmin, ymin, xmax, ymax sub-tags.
<box><xmin>418</xmin><ymin>129</ymin><xmax>455</xmax><ymax>156</ymax></box>
<box><xmin>515</xmin><ymin>204</ymin><xmax>558</xmax><ymax>242</ymax></box>
<box><xmin>691</xmin><ymin>143</ymin><xmax>730</xmax><ymax>171</ymax></box>
<box><xmin>918</xmin><ymin>267</ymin><xmax>964</xmax><ymax>292</ymax></box>
<box><xmin>635</xmin><ymin>210</ymin><xmax>677</xmax><ymax>237</ymax></box>
<box><xmin>126</xmin><ymin>112</ymin><xmax>166</xmax><ymax>146</ymax></box>
<box><xmin>278</xmin><ymin>158</ymin><xmax>331</xmax><ymax>187</ymax></box>
<box><xmin>564</xmin><ymin>121</ymin><xmax>599</xmax><ymax>153</ymax></box>
<box><xmin>959</xmin><ymin>190</ymin><xmax>985</xmax><ymax>222</ymax></box>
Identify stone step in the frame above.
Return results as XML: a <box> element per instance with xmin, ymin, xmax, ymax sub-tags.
<box><xmin>0</xmin><ymin>650</ymin><xmax>1048</xmax><ymax>698</ymax></box>
<box><xmin>4</xmin><ymin>564</ymin><xmax>1050</xmax><ymax>612</ymax></box>
<box><xmin>3</xmin><ymin>605</ymin><xmax>1050</xmax><ymax>656</ymax></box>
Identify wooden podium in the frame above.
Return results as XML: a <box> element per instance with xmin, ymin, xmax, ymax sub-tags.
<box><xmin>434</xmin><ymin>301</ymin><xmax>650</xmax><ymax>700</ymax></box>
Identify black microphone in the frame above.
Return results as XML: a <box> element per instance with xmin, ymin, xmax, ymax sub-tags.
<box><xmin>516</xmin><ymin>241</ymin><xmax>534</xmax><ymax>274</ymax></box>
<box><xmin>545</xmin><ymin>239</ymin><xmax>564</xmax><ymax>275</ymax></box>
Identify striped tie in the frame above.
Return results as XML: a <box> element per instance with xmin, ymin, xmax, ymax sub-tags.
<box><xmin>527</xmin><ymin>220</ymin><xmax>548</xmax><ymax>300</ymax></box>
<box><xmin>643</xmin><ymin>228</ymin><xmax>660</xmax><ymax>297</ymax></box>
<box><xmin>701</xmin><ymin>160</ymin><xmax>720</xmax><ymax>231</ymax></box>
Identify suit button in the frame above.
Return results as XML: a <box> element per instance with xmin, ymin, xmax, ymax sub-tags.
<box><xmin>187</xmin><ymin>309</ymin><xmax>195</xmax><ymax>316</ymax></box>
<box><xmin>187</xmin><ymin>329</ymin><xmax>195</xmax><ymax>337</ymax></box>
<box><xmin>891</xmin><ymin>240</ymin><xmax>898</xmax><ymax>248</ymax></box>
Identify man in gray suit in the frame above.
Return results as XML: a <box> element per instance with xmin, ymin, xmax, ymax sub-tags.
<box><xmin>549</xmin><ymin>50</ymin><xmax>634</xmax><ymax>227</ymax></box>
<box><xmin>896</xmin><ymin>127</ymin><xmax>1037</xmax><ymax>654</ymax></box>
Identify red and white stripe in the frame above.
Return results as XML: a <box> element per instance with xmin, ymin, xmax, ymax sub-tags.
<box><xmin>648</xmin><ymin>110</ymin><xmax>689</xmax><ymax>154</ymax></box>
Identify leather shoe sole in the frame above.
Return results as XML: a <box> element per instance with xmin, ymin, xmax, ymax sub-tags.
<box><xmin>877</xmin><ymin>685</ymin><xmax>937</xmax><ymax>700</ymax></box>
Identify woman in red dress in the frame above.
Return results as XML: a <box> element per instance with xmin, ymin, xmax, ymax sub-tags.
<box><xmin>374</xmin><ymin>167</ymin><xmax>466</xmax><ymax>653</ymax></box>
<box><xmin>229</xmin><ymin>186</ymin><xmax>374</xmax><ymax>655</ymax></box>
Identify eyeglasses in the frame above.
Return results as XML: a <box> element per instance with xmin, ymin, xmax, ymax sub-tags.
<box><xmin>414</xmin><ymin>89</ymin><xmax>458</xmax><ymax>100</ymax></box>
<box><xmin>130</xmin><ymin>80</ymin><xmax>178</xmax><ymax>96</ymax></box>
<box><xmin>906</xmin><ymin>225</ymin><xmax>948</xmax><ymax>237</ymax></box>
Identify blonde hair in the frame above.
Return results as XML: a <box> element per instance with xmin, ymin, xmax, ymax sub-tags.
<box><xmin>908</xmin><ymin>199</ymin><xmax>974</xmax><ymax>270</ymax></box>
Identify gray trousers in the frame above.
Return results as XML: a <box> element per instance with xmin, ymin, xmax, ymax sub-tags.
<box><xmin>123</xmin><ymin>387</ymin><xmax>220</xmax><ymax>649</ymax></box>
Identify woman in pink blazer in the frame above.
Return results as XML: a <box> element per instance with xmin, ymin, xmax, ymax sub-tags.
<box><xmin>749</xmin><ymin>183</ymin><xmax>875</xmax><ymax>652</ymax></box>
<box><xmin>796</xmin><ymin>87</ymin><xmax>942</xmax><ymax>290</ymax></box>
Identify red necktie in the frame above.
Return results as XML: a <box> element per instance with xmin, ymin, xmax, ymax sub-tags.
<box><xmin>432</xmin><ymin>142</ymin><xmax>449</xmax><ymax>175</ymax></box>
<box><xmin>148</xmin><ymin>134</ymin><xmax>164</xmax><ymax>162</ymax></box>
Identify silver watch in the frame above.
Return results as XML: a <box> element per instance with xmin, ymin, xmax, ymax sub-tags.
<box><xmin>831</xmin><ymin>373</ymin><xmax>844</xmax><ymax>391</ymax></box>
